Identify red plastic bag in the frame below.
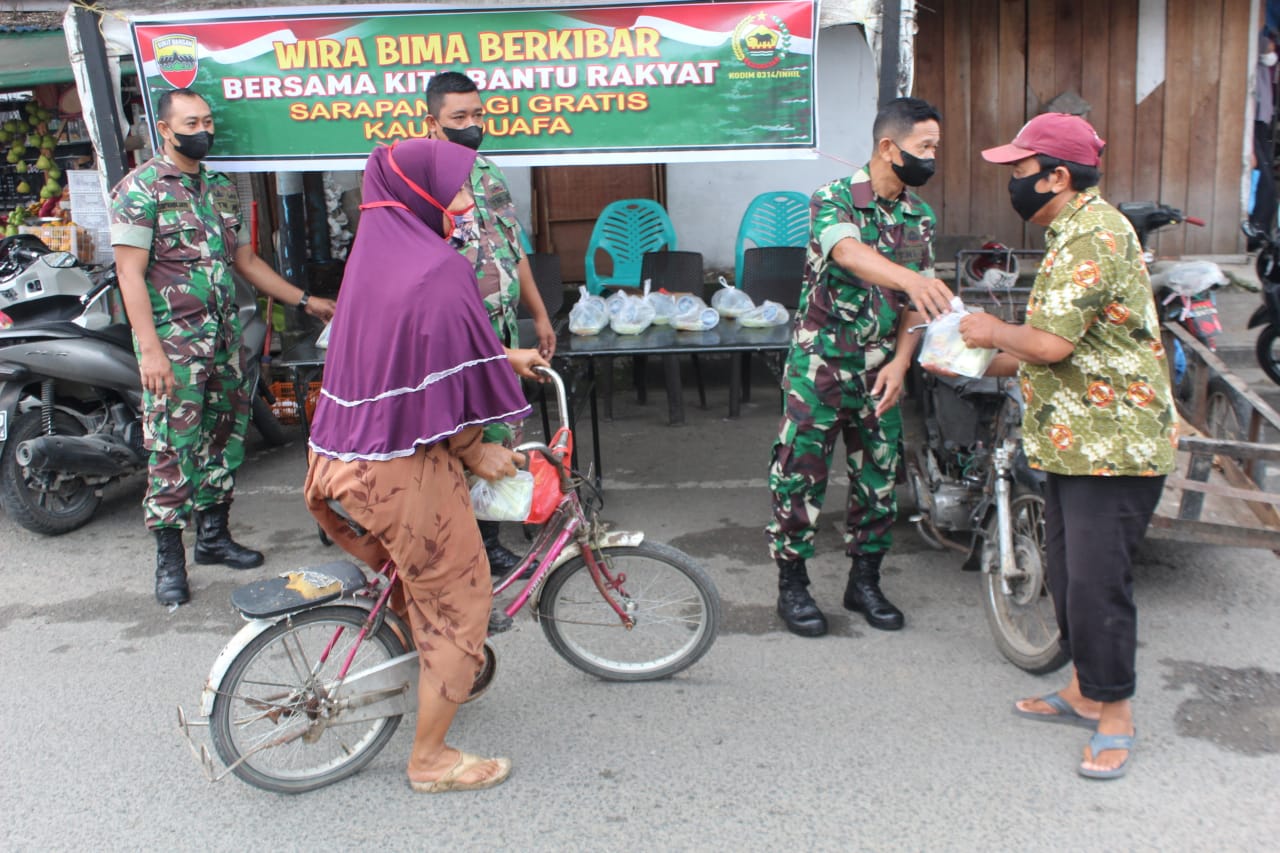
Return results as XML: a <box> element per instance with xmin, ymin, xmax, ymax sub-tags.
<box><xmin>525</xmin><ymin>427</ymin><xmax>572</xmax><ymax>524</ymax></box>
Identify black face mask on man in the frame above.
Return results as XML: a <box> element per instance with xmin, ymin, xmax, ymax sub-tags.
<box><xmin>1008</xmin><ymin>167</ymin><xmax>1060</xmax><ymax>221</ymax></box>
<box><xmin>441</xmin><ymin>124</ymin><xmax>484</xmax><ymax>150</ymax></box>
<box><xmin>892</xmin><ymin>145</ymin><xmax>936</xmax><ymax>187</ymax></box>
<box><xmin>169</xmin><ymin>130</ymin><xmax>214</xmax><ymax>161</ymax></box>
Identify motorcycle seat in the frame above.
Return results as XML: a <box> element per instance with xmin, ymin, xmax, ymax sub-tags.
<box><xmin>936</xmin><ymin>373</ymin><xmax>1005</xmax><ymax>398</ymax></box>
<box><xmin>82</xmin><ymin>323</ymin><xmax>134</xmax><ymax>351</ymax></box>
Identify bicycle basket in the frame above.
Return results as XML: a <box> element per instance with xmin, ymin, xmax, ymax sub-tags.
<box><xmin>525</xmin><ymin>426</ymin><xmax>573</xmax><ymax>524</ymax></box>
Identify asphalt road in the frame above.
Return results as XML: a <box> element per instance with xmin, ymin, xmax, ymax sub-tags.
<box><xmin>2</xmin><ymin>307</ymin><xmax>1279</xmax><ymax>851</ymax></box>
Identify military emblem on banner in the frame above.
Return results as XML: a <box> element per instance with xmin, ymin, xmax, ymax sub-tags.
<box><xmin>153</xmin><ymin>34</ymin><xmax>199</xmax><ymax>88</ymax></box>
<box><xmin>731</xmin><ymin>14</ymin><xmax>791</xmax><ymax>70</ymax></box>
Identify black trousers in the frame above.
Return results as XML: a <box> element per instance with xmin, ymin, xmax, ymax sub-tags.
<box><xmin>1251</xmin><ymin>119</ymin><xmax>1277</xmax><ymax>236</ymax></box>
<box><xmin>1043</xmin><ymin>473</ymin><xmax>1165</xmax><ymax>703</ymax></box>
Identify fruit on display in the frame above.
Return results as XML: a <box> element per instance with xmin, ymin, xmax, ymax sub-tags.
<box><xmin>4</xmin><ymin>98</ymin><xmax>65</xmax><ymax>208</ymax></box>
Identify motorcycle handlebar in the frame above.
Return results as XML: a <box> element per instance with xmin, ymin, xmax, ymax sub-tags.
<box><xmin>1184</xmin><ymin>216</ymin><xmax>1206</xmax><ymax>227</ymax></box>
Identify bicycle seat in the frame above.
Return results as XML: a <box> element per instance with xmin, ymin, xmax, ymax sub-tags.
<box><xmin>326</xmin><ymin>498</ymin><xmax>368</xmax><ymax>537</ymax></box>
<box><xmin>230</xmin><ymin>560</ymin><xmax>369</xmax><ymax>619</ymax></box>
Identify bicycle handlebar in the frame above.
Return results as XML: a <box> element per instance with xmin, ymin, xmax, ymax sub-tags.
<box><xmin>1184</xmin><ymin>216</ymin><xmax>1206</xmax><ymax>227</ymax></box>
<box><xmin>531</xmin><ymin>365</ymin><xmax>569</xmax><ymax>432</ymax></box>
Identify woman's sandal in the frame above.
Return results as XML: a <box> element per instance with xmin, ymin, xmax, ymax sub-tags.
<box><xmin>1013</xmin><ymin>692</ymin><xmax>1098</xmax><ymax>729</ymax></box>
<box><xmin>1078</xmin><ymin>731</ymin><xmax>1135</xmax><ymax>780</ymax></box>
<box><xmin>409</xmin><ymin>751</ymin><xmax>512</xmax><ymax>793</ymax></box>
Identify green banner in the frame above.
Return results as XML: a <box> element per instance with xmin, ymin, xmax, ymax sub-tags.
<box><xmin>129</xmin><ymin>1</ymin><xmax>817</xmax><ymax>170</ymax></box>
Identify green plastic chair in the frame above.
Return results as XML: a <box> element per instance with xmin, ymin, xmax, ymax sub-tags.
<box><xmin>733</xmin><ymin>191</ymin><xmax>810</xmax><ymax>285</ymax></box>
<box><xmin>584</xmin><ymin>199</ymin><xmax>677</xmax><ymax>294</ymax></box>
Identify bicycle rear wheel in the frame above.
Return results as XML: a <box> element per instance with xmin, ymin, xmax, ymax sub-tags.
<box><xmin>537</xmin><ymin>542</ymin><xmax>720</xmax><ymax>681</ymax></box>
<box><xmin>210</xmin><ymin>605</ymin><xmax>408</xmax><ymax>793</ymax></box>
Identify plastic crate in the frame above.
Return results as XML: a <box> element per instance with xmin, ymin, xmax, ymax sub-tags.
<box><xmin>18</xmin><ymin>222</ymin><xmax>94</xmax><ymax>264</ymax></box>
<box><xmin>268</xmin><ymin>380</ymin><xmax>322</xmax><ymax>424</ymax></box>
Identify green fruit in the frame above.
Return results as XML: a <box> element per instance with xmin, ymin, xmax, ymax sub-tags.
<box><xmin>38</xmin><ymin>186</ymin><xmax>52</xmax><ymax>199</ymax></box>
<box><xmin>26</xmin><ymin>116</ymin><xmax>40</xmax><ymax>128</ymax></box>
<box><xmin>40</xmin><ymin>135</ymin><xmax>55</xmax><ymax>149</ymax></box>
<box><xmin>34</xmin><ymin>155</ymin><xmax>52</xmax><ymax>171</ymax></box>
<box><xmin>47</xmin><ymin>167</ymin><xmax>61</xmax><ymax>180</ymax></box>
<box><xmin>11</xmin><ymin>145</ymin><xmax>25</xmax><ymax>158</ymax></box>
<box><xmin>44</xmin><ymin>178</ymin><xmax>60</xmax><ymax>193</ymax></box>
<box><xmin>37</xmin><ymin>109</ymin><xmax>52</xmax><ymax>122</ymax></box>
<box><xmin>5</xmin><ymin>152</ymin><xmax>18</xmax><ymax>164</ymax></box>
<box><xmin>15</xmin><ymin>181</ymin><xmax>30</xmax><ymax>194</ymax></box>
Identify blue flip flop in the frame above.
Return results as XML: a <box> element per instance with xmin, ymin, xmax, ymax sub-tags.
<box><xmin>1078</xmin><ymin>731</ymin><xmax>1135</xmax><ymax>780</ymax></box>
<box><xmin>1013</xmin><ymin>692</ymin><xmax>1098</xmax><ymax>729</ymax></box>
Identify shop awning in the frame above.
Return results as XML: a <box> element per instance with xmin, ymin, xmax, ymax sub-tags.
<box><xmin>0</xmin><ymin>30</ymin><xmax>135</xmax><ymax>91</ymax></box>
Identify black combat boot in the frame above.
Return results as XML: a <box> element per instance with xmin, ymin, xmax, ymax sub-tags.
<box><xmin>155</xmin><ymin>527</ymin><xmax>190</xmax><ymax>605</ymax></box>
<box><xmin>193</xmin><ymin>503</ymin><xmax>264</xmax><ymax>569</ymax></box>
<box><xmin>480</xmin><ymin>519</ymin><xmax>530</xmax><ymax>580</ymax></box>
<box><xmin>843</xmin><ymin>552</ymin><xmax>904</xmax><ymax>631</ymax></box>
<box><xmin>776</xmin><ymin>557</ymin><xmax>828</xmax><ymax>637</ymax></box>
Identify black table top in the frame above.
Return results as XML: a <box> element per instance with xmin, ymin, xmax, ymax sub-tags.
<box><xmin>279</xmin><ymin>319</ymin><xmax>793</xmax><ymax>370</ymax></box>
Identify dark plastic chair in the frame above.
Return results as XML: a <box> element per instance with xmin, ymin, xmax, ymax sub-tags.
<box><xmin>731</xmin><ymin>246</ymin><xmax>806</xmax><ymax>414</ymax></box>
<box><xmin>598</xmin><ymin>250</ymin><xmax>706</xmax><ymax>424</ymax></box>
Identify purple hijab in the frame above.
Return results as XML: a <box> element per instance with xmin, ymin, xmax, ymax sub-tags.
<box><xmin>308</xmin><ymin>139</ymin><xmax>530</xmax><ymax>461</ymax></box>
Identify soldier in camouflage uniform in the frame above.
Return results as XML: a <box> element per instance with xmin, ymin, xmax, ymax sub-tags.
<box><xmin>959</xmin><ymin>113</ymin><xmax>1175</xmax><ymax>779</ymax></box>
<box><xmin>767</xmin><ymin>98</ymin><xmax>953</xmax><ymax>637</ymax></box>
<box><xmin>111</xmin><ymin>88</ymin><xmax>335</xmax><ymax>605</ymax></box>
<box><xmin>425</xmin><ymin>71</ymin><xmax>557</xmax><ymax>579</ymax></box>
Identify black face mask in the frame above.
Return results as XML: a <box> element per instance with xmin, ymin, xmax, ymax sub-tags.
<box><xmin>892</xmin><ymin>146</ymin><xmax>936</xmax><ymax>187</ymax></box>
<box><xmin>441</xmin><ymin>124</ymin><xmax>484</xmax><ymax>150</ymax></box>
<box><xmin>1008</xmin><ymin>168</ymin><xmax>1059</xmax><ymax>221</ymax></box>
<box><xmin>170</xmin><ymin>130</ymin><xmax>213</xmax><ymax>161</ymax></box>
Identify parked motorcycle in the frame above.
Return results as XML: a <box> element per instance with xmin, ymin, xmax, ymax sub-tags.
<box><xmin>907</xmin><ymin>242</ymin><xmax>1062</xmax><ymax>673</ymax></box>
<box><xmin>1241</xmin><ymin>220</ymin><xmax>1280</xmax><ymax>385</ymax></box>
<box><xmin>0</xmin><ymin>237</ymin><xmax>285</xmax><ymax>535</ymax></box>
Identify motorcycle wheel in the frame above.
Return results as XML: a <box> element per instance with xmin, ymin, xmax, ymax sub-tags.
<box><xmin>0</xmin><ymin>410</ymin><xmax>102</xmax><ymax>535</ymax></box>
<box><xmin>979</xmin><ymin>492</ymin><xmax>1069</xmax><ymax>675</ymax></box>
<box><xmin>250</xmin><ymin>389</ymin><xmax>290</xmax><ymax>447</ymax></box>
<box><xmin>1255</xmin><ymin>325</ymin><xmax>1280</xmax><ymax>387</ymax></box>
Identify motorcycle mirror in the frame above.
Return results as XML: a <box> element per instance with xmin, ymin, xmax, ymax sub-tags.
<box><xmin>43</xmin><ymin>252</ymin><xmax>78</xmax><ymax>269</ymax></box>
<box><xmin>1242</xmin><ymin>221</ymin><xmax>1261</xmax><ymax>239</ymax></box>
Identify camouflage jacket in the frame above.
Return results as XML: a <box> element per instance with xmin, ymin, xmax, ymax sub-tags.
<box><xmin>455</xmin><ymin>154</ymin><xmax>525</xmax><ymax>344</ymax></box>
<box><xmin>1020</xmin><ymin>189</ymin><xmax>1177</xmax><ymax>477</ymax></box>
<box><xmin>792</xmin><ymin>165</ymin><xmax>935</xmax><ymax>366</ymax></box>
<box><xmin>109</xmin><ymin>153</ymin><xmax>248</xmax><ymax>360</ymax></box>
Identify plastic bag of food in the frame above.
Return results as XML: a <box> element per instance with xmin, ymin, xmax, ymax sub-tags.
<box><xmin>469</xmin><ymin>470</ymin><xmax>534</xmax><ymax>522</ymax></box>
<box><xmin>737</xmin><ymin>300</ymin><xmax>790</xmax><ymax>327</ymax></box>
<box><xmin>710</xmin><ymin>276</ymin><xmax>755</xmax><ymax>318</ymax></box>
<box><xmin>674</xmin><ymin>296</ymin><xmax>719</xmax><ymax>331</ymax></box>
<box><xmin>605</xmin><ymin>289</ymin><xmax>629</xmax><ymax>318</ymax></box>
<box><xmin>917</xmin><ymin>297</ymin><xmax>996</xmax><ymax>379</ymax></box>
<box><xmin>609</xmin><ymin>293</ymin><xmax>655</xmax><ymax>335</ymax></box>
<box><xmin>569</xmin><ymin>286</ymin><xmax>609</xmax><ymax>336</ymax></box>
<box><xmin>641</xmin><ymin>278</ymin><xmax>677</xmax><ymax>325</ymax></box>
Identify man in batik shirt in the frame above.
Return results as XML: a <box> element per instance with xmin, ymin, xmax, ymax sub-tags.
<box><xmin>956</xmin><ymin>112</ymin><xmax>1176</xmax><ymax>780</ymax></box>
<box><xmin>767</xmin><ymin>97</ymin><xmax>953</xmax><ymax>637</ymax></box>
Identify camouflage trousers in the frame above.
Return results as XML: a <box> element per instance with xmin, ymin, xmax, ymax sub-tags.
<box><xmin>140</xmin><ymin>346</ymin><xmax>249</xmax><ymax>530</ymax></box>
<box><xmin>766</xmin><ymin>347</ymin><xmax>903</xmax><ymax>562</ymax></box>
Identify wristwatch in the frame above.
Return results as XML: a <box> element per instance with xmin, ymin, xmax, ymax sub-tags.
<box><xmin>297</xmin><ymin>290</ymin><xmax>311</xmax><ymax>310</ymax></box>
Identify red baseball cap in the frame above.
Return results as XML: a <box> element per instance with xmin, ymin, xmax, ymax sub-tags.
<box><xmin>982</xmin><ymin>113</ymin><xmax>1106</xmax><ymax>166</ymax></box>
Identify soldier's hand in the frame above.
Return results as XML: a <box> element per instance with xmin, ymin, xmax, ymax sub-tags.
<box><xmin>305</xmin><ymin>296</ymin><xmax>337</xmax><ymax>322</ymax></box>
<box><xmin>903</xmin><ymin>275</ymin><xmax>954</xmax><ymax>322</ymax></box>
<box><xmin>534</xmin><ymin>316</ymin><xmax>556</xmax><ymax>359</ymax></box>
<box><xmin>871</xmin><ymin>361</ymin><xmax>908</xmax><ymax>418</ymax></box>
<box><xmin>139</xmin><ymin>349</ymin><xmax>176</xmax><ymax>399</ymax></box>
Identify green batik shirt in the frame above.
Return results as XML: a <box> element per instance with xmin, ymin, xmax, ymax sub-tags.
<box><xmin>1020</xmin><ymin>188</ymin><xmax>1177</xmax><ymax>477</ymax></box>
<box><xmin>109</xmin><ymin>153</ymin><xmax>250</xmax><ymax>361</ymax></box>
<box><xmin>457</xmin><ymin>154</ymin><xmax>525</xmax><ymax>345</ymax></box>
<box><xmin>793</xmin><ymin>165</ymin><xmax>935</xmax><ymax>368</ymax></box>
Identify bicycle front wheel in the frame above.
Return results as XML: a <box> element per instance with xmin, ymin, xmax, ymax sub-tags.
<box><xmin>537</xmin><ymin>542</ymin><xmax>720</xmax><ymax>681</ymax></box>
<box><xmin>210</xmin><ymin>605</ymin><xmax>408</xmax><ymax>794</ymax></box>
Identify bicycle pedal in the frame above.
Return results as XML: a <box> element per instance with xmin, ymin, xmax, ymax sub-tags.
<box><xmin>487</xmin><ymin>609</ymin><xmax>514</xmax><ymax>635</ymax></box>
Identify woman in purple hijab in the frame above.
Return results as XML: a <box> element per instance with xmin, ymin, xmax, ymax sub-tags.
<box><xmin>303</xmin><ymin>138</ymin><xmax>546</xmax><ymax>793</ymax></box>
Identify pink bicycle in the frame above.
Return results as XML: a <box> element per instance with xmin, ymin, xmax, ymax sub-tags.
<box><xmin>179</xmin><ymin>367</ymin><xmax>721</xmax><ymax>793</ymax></box>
